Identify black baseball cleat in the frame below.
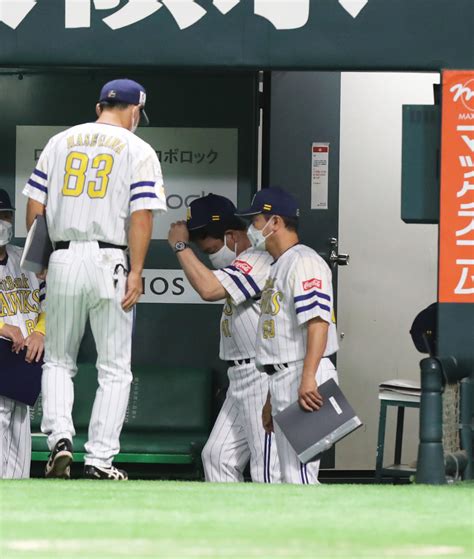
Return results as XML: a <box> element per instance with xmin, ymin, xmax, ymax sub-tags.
<box><xmin>83</xmin><ymin>465</ymin><xmax>128</xmax><ymax>480</ymax></box>
<box><xmin>45</xmin><ymin>438</ymin><xmax>73</xmax><ymax>479</ymax></box>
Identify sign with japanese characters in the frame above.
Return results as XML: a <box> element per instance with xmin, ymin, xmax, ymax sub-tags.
<box><xmin>311</xmin><ymin>142</ymin><xmax>329</xmax><ymax>210</ymax></box>
<box><xmin>0</xmin><ymin>1</ymin><xmax>470</xmax><ymax>70</ymax></box>
<box><xmin>15</xmin><ymin>125</ymin><xmax>237</xmax><ymax>240</ymax></box>
<box><xmin>439</xmin><ymin>70</ymin><xmax>474</xmax><ymax>303</ymax></box>
<box><xmin>0</xmin><ymin>1</ymin><xmax>368</xmax><ymax>31</ymax></box>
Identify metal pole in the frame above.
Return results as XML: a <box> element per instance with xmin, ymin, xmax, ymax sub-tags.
<box><xmin>416</xmin><ymin>357</ymin><xmax>446</xmax><ymax>484</ymax></box>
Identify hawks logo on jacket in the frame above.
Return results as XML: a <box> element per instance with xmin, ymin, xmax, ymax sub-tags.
<box><xmin>0</xmin><ymin>246</ymin><xmax>46</xmax><ymax>336</ymax></box>
<box><xmin>256</xmin><ymin>244</ymin><xmax>338</xmax><ymax>366</ymax></box>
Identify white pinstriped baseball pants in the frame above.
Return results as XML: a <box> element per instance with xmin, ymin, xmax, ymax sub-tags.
<box><xmin>202</xmin><ymin>363</ymin><xmax>281</xmax><ymax>483</ymax></box>
<box><xmin>269</xmin><ymin>357</ymin><xmax>338</xmax><ymax>484</ymax></box>
<box><xmin>0</xmin><ymin>396</ymin><xmax>31</xmax><ymax>479</ymax></box>
<box><xmin>41</xmin><ymin>241</ymin><xmax>132</xmax><ymax>468</ymax></box>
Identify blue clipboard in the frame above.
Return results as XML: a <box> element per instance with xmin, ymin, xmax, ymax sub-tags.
<box><xmin>0</xmin><ymin>337</ymin><xmax>43</xmax><ymax>406</ymax></box>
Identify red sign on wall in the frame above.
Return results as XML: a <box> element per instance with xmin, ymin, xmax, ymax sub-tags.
<box><xmin>439</xmin><ymin>70</ymin><xmax>474</xmax><ymax>303</ymax></box>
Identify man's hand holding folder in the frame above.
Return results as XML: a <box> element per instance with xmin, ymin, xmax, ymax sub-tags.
<box><xmin>0</xmin><ymin>323</ymin><xmax>25</xmax><ymax>353</ymax></box>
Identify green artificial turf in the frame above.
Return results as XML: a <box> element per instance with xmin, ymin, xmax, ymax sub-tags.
<box><xmin>0</xmin><ymin>481</ymin><xmax>472</xmax><ymax>559</ymax></box>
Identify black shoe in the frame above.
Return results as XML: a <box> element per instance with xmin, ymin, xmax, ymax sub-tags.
<box><xmin>45</xmin><ymin>438</ymin><xmax>73</xmax><ymax>479</ymax></box>
<box><xmin>83</xmin><ymin>465</ymin><xmax>128</xmax><ymax>480</ymax></box>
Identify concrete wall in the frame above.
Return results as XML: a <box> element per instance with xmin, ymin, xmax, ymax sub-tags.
<box><xmin>336</xmin><ymin>72</ymin><xmax>440</xmax><ymax>470</ymax></box>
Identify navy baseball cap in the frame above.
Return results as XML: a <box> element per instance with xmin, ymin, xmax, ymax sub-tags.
<box><xmin>187</xmin><ymin>194</ymin><xmax>241</xmax><ymax>231</ymax></box>
<box><xmin>99</xmin><ymin>79</ymin><xmax>149</xmax><ymax>126</ymax></box>
<box><xmin>236</xmin><ymin>187</ymin><xmax>300</xmax><ymax>218</ymax></box>
<box><xmin>0</xmin><ymin>189</ymin><xmax>15</xmax><ymax>212</ymax></box>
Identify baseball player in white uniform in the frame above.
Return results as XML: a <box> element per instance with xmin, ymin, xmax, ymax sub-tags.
<box><xmin>23</xmin><ymin>79</ymin><xmax>167</xmax><ymax>480</ymax></box>
<box><xmin>0</xmin><ymin>189</ymin><xmax>46</xmax><ymax>479</ymax></box>
<box><xmin>168</xmin><ymin>194</ymin><xmax>280</xmax><ymax>483</ymax></box>
<box><xmin>232</xmin><ymin>187</ymin><xmax>339</xmax><ymax>484</ymax></box>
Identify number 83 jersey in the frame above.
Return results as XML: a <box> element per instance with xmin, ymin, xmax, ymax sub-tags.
<box><xmin>23</xmin><ymin>122</ymin><xmax>167</xmax><ymax>245</ymax></box>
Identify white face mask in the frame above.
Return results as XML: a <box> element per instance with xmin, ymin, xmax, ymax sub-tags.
<box><xmin>0</xmin><ymin>220</ymin><xmax>13</xmax><ymax>247</ymax></box>
<box><xmin>208</xmin><ymin>237</ymin><xmax>236</xmax><ymax>269</ymax></box>
<box><xmin>247</xmin><ymin>218</ymin><xmax>274</xmax><ymax>251</ymax></box>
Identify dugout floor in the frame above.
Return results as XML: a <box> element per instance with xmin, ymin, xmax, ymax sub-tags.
<box><xmin>0</xmin><ymin>481</ymin><xmax>472</xmax><ymax>559</ymax></box>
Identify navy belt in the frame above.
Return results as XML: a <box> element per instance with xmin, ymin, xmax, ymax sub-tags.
<box><xmin>263</xmin><ymin>363</ymin><xmax>288</xmax><ymax>375</ymax></box>
<box><xmin>227</xmin><ymin>358</ymin><xmax>252</xmax><ymax>366</ymax></box>
<box><xmin>55</xmin><ymin>241</ymin><xmax>127</xmax><ymax>251</ymax></box>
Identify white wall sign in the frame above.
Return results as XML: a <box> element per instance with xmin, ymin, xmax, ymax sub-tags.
<box><xmin>140</xmin><ymin>269</ymin><xmax>220</xmax><ymax>304</ymax></box>
<box><xmin>311</xmin><ymin>142</ymin><xmax>329</xmax><ymax>210</ymax></box>
<box><xmin>15</xmin><ymin>125</ymin><xmax>238</xmax><ymax>239</ymax></box>
<box><xmin>2</xmin><ymin>1</ymin><xmax>369</xmax><ymax>31</ymax></box>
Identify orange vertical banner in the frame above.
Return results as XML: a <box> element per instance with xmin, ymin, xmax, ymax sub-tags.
<box><xmin>439</xmin><ymin>70</ymin><xmax>474</xmax><ymax>303</ymax></box>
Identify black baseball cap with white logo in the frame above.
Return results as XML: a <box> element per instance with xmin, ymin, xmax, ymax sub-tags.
<box><xmin>99</xmin><ymin>79</ymin><xmax>149</xmax><ymax>126</ymax></box>
<box><xmin>0</xmin><ymin>189</ymin><xmax>15</xmax><ymax>212</ymax></box>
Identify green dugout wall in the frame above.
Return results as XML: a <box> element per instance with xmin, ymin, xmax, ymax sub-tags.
<box><xmin>0</xmin><ymin>70</ymin><xmax>259</xmax><ymax>367</ymax></box>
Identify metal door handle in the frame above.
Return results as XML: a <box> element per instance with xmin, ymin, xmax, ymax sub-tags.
<box><xmin>329</xmin><ymin>250</ymin><xmax>350</xmax><ymax>266</ymax></box>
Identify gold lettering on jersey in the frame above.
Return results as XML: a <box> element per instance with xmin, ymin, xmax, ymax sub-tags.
<box><xmin>0</xmin><ymin>292</ymin><xmax>10</xmax><ymax>317</ymax></box>
<box><xmin>0</xmin><ymin>275</ymin><xmax>40</xmax><ymax>317</ymax></box>
<box><xmin>221</xmin><ymin>319</ymin><xmax>231</xmax><ymax>338</ymax></box>
<box><xmin>223</xmin><ymin>297</ymin><xmax>233</xmax><ymax>317</ymax></box>
<box><xmin>260</xmin><ymin>277</ymin><xmax>283</xmax><ymax>316</ymax></box>
<box><xmin>25</xmin><ymin>319</ymin><xmax>35</xmax><ymax>336</ymax></box>
<box><xmin>66</xmin><ymin>132</ymin><xmax>126</xmax><ymax>154</ymax></box>
<box><xmin>263</xmin><ymin>319</ymin><xmax>275</xmax><ymax>339</ymax></box>
<box><xmin>0</xmin><ymin>274</ymin><xmax>30</xmax><ymax>291</ymax></box>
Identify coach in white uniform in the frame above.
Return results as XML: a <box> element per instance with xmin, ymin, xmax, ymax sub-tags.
<box><xmin>232</xmin><ymin>187</ymin><xmax>339</xmax><ymax>484</ymax></box>
<box><xmin>0</xmin><ymin>189</ymin><xmax>46</xmax><ymax>479</ymax></box>
<box><xmin>168</xmin><ymin>194</ymin><xmax>280</xmax><ymax>483</ymax></box>
<box><xmin>23</xmin><ymin>80</ymin><xmax>167</xmax><ymax>480</ymax></box>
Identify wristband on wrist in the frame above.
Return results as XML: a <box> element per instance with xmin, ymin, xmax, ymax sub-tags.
<box><xmin>34</xmin><ymin>313</ymin><xmax>46</xmax><ymax>336</ymax></box>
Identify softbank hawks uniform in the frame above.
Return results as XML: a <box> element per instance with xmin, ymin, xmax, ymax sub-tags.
<box><xmin>225</xmin><ymin>244</ymin><xmax>339</xmax><ymax>484</ymax></box>
<box><xmin>0</xmin><ymin>245</ymin><xmax>46</xmax><ymax>478</ymax></box>
<box><xmin>204</xmin><ymin>248</ymin><xmax>280</xmax><ymax>483</ymax></box>
<box><xmin>23</xmin><ymin>122</ymin><xmax>166</xmax><ymax>468</ymax></box>
<box><xmin>257</xmin><ymin>244</ymin><xmax>339</xmax><ymax>484</ymax></box>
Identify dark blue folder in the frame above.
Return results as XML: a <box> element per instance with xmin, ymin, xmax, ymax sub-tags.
<box><xmin>0</xmin><ymin>337</ymin><xmax>43</xmax><ymax>406</ymax></box>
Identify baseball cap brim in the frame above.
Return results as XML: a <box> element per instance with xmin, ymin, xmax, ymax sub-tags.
<box><xmin>140</xmin><ymin>108</ymin><xmax>149</xmax><ymax>127</ymax></box>
<box><xmin>187</xmin><ymin>221</ymin><xmax>206</xmax><ymax>231</ymax></box>
<box><xmin>234</xmin><ymin>206</ymin><xmax>262</xmax><ymax>217</ymax></box>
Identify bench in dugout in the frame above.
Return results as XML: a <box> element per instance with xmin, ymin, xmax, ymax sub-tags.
<box><xmin>30</xmin><ymin>364</ymin><xmax>213</xmax><ymax>477</ymax></box>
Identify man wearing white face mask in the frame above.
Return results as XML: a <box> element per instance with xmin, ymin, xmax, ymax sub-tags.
<box><xmin>236</xmin><ymin>187</ymin><xmax>339</xmax><ymax>485</ymax></box>
<box><xmin>0</xmin><ymin>189</ymin><xmax>46</xmax><ymax>478</ymax></box>
<box><xmin>168</xmin><ymin>194</ymin><xmax>280</xmax><ymax>483</ymax></box>
<box><xmin>23</xmin><ymin>79</ymin><xmax>167</xmax><ymax>481</ymax></box>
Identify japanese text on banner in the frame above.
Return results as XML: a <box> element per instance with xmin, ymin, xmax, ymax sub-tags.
<box><xmin>439</xmin><ymin>70</ymin><xmax>474</xmax><ymax>303</ymax></box>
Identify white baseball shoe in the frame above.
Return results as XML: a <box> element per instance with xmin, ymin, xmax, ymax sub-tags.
<box><xmin>83</xmin><ymin>465</ymin><xmax>128</xmax><ymax>480</ymax></box>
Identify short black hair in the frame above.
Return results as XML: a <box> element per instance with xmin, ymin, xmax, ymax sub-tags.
<box><xmin>189</xmin><ymin>216</ymin><xmax>246</xmax><ymax>242</ymax></box>
<box><xmin>98</xmin><ymin>100</ymin><xmax>133</xmax><ymax>111</ymax></box>
<box><xmin>264</xmin><ymin>214</ymin><xmax>299</xmax><ymax>233</ymax></box>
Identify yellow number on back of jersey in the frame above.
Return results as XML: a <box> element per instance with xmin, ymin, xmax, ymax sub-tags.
<box><xmin>62</xmin><ymin>152</ymin><xmax>114</xmax><ymax>199</ymax></box>
<box><xmin>62</xmin><ymin>152</ymin><xmax>88</xmax><ymax>197</ymax></box>
<box><xmin>88</xmin><ymin>154</ymin><xmax>113</xmax><ymax>198</ymax></box>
